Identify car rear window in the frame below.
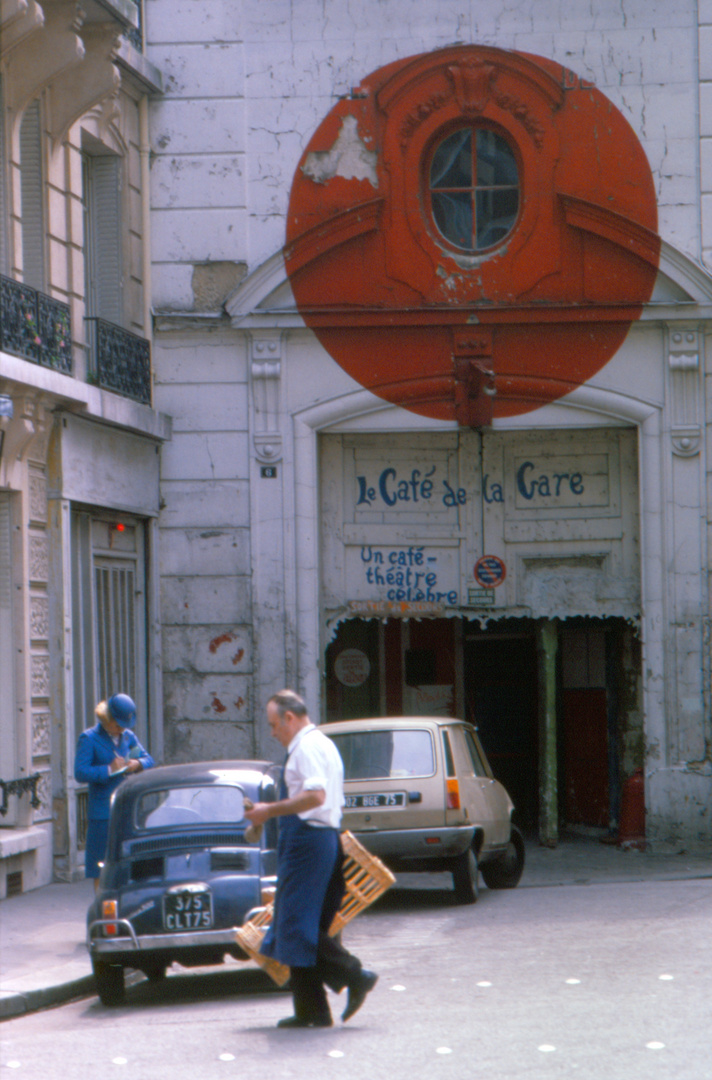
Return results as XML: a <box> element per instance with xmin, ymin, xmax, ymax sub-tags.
<box><xmin>135</xmin><ymin>785</ymin><xmax>245</xmax><ymax>829</ymax></box>
<box><xmin>329</xmin><ymin>729</ymin><xmax>435</xmax><ymax>780</ymax></box>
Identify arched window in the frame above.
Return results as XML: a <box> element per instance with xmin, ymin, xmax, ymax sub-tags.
<box><xmin>429</xmin><ymin>127</ymin><xmax>519</xmax><ymax>253</ymax></box>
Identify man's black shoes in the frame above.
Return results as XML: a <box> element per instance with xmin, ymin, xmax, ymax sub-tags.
<box><xmin>277</xmin><ymin>1014</ymin><xmax>333</xmax><ymax>1028</ymax></box>
<box><xmin>342</xmin><ymin>969</ymin><xmax>379</xmax><ymax>1022</ymax></box>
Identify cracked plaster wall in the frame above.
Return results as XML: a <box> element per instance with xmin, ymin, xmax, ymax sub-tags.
<box><xmin>146</xmin><ymin>0</ymin><xmax>703</xmax><ymax>304</ymax></box>
<box><xmin>145</xmin><ymin>1</ymin><xmax>712</xmax><ymax>844</ymax></box>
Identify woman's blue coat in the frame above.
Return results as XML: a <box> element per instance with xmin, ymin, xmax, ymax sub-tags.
<box><xmin>74</xmin><ymin>722</ymin><xmax>154</xmax><ymax>820</ymax></box>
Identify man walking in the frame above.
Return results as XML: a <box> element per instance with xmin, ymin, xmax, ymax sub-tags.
<box><xmin>245</xmin><ymin>689</ymin><xmax>378</xmax><ymax>1027</ymax></box>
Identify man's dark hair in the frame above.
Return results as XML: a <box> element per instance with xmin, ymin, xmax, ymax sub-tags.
<box><xmin>268</xmin><ymin>689</ymin><xmax>309</xmax><ymax>719</ymax></box>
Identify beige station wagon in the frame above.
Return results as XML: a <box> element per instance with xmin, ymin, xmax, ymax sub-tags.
<box><xmin>324</xmin><ymin>716</ymin><xmax>524</xmax><ymax>904</ymax></box>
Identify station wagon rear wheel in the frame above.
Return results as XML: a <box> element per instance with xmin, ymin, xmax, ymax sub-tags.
<box><xmin>480</xmin><ymin>825</ymin><xmax>525</xmax><ymax>889</ymax></box>
<box><xmin>451</xmin><ymin>846</ymin><xmax>479</xmax><ymax>904</ymax></box>
<box><xmin>92</xmin><ymin>959</ymin><xmax>125</xmax><ymax>1006</ymax></box>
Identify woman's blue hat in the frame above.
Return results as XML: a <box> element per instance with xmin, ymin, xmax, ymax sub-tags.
<box><xmin>107</xmin><ymin>693</ymin><xmax>137</xmax><ymax>729</ymax></box>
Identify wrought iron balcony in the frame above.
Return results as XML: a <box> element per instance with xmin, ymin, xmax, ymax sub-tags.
<box><xmin>86</xmin><ymin>316</ymin><xmax>152</xmax><ymax>405</ymax></box>
<box><xmin>0</xmin><ymin>274</ymin><xmax>72</xmax><ymax>374</ymax></box>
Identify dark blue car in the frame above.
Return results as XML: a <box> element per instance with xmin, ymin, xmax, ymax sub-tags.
<box><xmin>86</xmin><ymin>760</ymin><xmax>280</xmax><ymax>1005</ymax></box>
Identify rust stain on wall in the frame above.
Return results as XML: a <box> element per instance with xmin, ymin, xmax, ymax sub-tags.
<box><xmin>209</xmin><ymin>631</ymin><xmax>235</xmax><ymax>653</ymax></box>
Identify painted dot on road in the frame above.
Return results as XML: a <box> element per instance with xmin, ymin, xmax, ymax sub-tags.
<box><xmin>111</xmin><ymin>1059</ymin><xmax>128</xmax><ymax>1066</ymax></box>
<box><xmin>565</xmin><ymin>978</ymin><xmax>581</xmax><ymax>985</ymax></box>
<box><xmin>538</xmin><ymin>1045</ymin><xmax>556</xmax><ymax>1053</ymax></box>
<box><xmin>646</xmin><ymin>1042</ymin><xmax>666</xmax><ymax>1050</ymax></box>
<box><xmin>659</xmin><ymin>974</ymin><xmax>674</xmax><ymax>981</ymax></box>
<box><xmin>476</xmin><ymin>981</ymin><xmax>492</xmax><ymax>987</ymax></box>
<box><xmin>435</xmin><ymin>1047</ymin><xmax>452</xmax><ymax>1055</ymax></box>
<box><xmin>219</xmin><ymin>1053</ymin><xmax>236</xmax><ymax>1062</ymax></box>
<box><xmin>391</xmin><ymin>984</ymin><xmax>406</xmax><ymax>992</ymax></box>
<box><xmin>6</xmin><ymin>1063</ymin><xmax>21</xmax><ymax>1070</ymax></box>
<box><xmin>328</xmin><ymin>1050</ymin><xmax>345</xmax><ymax>1058</ymax></box>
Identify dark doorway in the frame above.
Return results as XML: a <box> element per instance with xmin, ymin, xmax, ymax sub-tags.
<box><xmin>463</xmin><ymin>629</ymin><xmax>539</xmax><ymax>832</ymax></box>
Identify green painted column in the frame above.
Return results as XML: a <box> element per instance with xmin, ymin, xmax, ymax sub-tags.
<box><xmin>537</xmin><ymin>619</ymin><xmax>559</xmax><ymax>847</ymax></box>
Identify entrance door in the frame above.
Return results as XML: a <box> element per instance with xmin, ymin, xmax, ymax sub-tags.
<box><xmin>71</xmin><ymin>510</ymin><xmax>148</xmax><ymax>745</ymax></box>
<box><xmin>560</xmin><ymin>627</ymin><xmax>609</xmax><ymax>828</ymax></box>
<box><xmin>463</xmin><ymin>631</ymin><xmax>538</xmax><ymax>831</ymax></box>
<box><xmin>325</xmin><ymin>617</ymin><xmax>459</xmax><ymax>722</ymax></box>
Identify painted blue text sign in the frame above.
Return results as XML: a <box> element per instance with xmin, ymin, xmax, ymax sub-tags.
<box><xmin>356</xmin><ymin>466</ymin><xmax>466</xmax><ymax>509</ymax></box>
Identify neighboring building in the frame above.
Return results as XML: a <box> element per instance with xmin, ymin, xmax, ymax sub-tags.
<box><xmin>0</xmin><ymin>0</ymin><xmax>168</xmax><ymax>894</ymax></box>
<box><xmin>147</xmin><ymin>1</ymin><xmax>712</xmax><ymax>850</ymax></box>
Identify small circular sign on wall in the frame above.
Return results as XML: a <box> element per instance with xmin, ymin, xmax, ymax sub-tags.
<box><xmin>474</xmin><ymin>555</ymin><xmax>507</xmax><ymax>588</ymax></box>
<box><xmin>334</xmin><ymin>648</ymin><xmax>371</xmax><ymax>687</ymax></box>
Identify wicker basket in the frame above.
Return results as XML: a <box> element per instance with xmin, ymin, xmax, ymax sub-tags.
<box><xmin>235</xmin><ymin>830</ymin><xmax>395</xmax><ymax>986</ymax></box>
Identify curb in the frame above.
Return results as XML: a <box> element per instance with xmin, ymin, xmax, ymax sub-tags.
<box><xmin>0</xmin><ymin>975</ymin><xmax>95</xmax><ymax>1020</ymax></box>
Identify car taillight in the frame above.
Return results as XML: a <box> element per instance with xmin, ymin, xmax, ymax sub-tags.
<box><xmin>102</xmin><ymin>899</ymin><xmax>118</xmax><ymax>936</ymax></box>
<box><xmin>446</xmin><ymin>778</ymin><xmax>460</xmax><ymax>810</ymax></box>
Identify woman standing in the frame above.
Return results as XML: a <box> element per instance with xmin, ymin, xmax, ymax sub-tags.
<box><xmin>74</xmin><ymin>693</ymin><xmax>154</xmax><ymax>888</ymax></box>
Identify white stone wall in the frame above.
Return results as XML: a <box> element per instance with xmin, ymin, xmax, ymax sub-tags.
<box><xmin>147</xmin><ymin>0</ymin><xmax>702</xmax><ymax>296</ymax></box>
<box><xmin>146</xmin><ymin>0</ymin><xmax>712</xmax><ymax>844</ymax></box>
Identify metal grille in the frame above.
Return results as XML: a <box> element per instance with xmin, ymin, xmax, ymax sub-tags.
<box><xmin>95</xmin><ymin>562</ymin><xmax>136</xmax><ymax>702</ymax></box>
<box><xmin>87</xmin><ymin>317</ymin><xmax>151</xmax><ymax>405</ymax></box>
<box><xmin>128</xmin><ymin>833</ymin><xmax>246</xmax><ymax>857</ymax></box>
<box><xmin>0</xmin><ymin>274</ymin><xmax>72</xmax><ymax>373</ymax></box>
<box><xmin>124</xmin><ymin>0</ymin><xmax>143</xmax><ymax>50</ymax></box>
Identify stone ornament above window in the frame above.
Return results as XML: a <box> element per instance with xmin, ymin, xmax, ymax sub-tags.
<box><xmin>284</xmin><ymin>45</ymin><xmax>660</xmax><ymax>424</ymax></box>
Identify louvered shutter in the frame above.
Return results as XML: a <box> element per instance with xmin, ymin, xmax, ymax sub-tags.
<box><xmin>20</xmin><ymin>100</ymin><xmax>44</xmax><ymax>290</ymax></box>
<box><xmin>0</xmin><ymin>76</ymin><xmax>7</xmax><ymax>275</ymax></box>
<box><xmin>84</xmin><ymin>154</ymin><xmax>122</xmax><ymax>325</ymax></box>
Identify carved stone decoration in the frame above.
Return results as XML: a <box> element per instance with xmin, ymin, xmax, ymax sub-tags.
<box><xmin>29</xmin><ymin>532</ymin><xmax>48</xmax><ymax>582</ymax></box>
<box><xmin>667</xmin><ymin>325</ymin><xmax>701</xmax><ymax>457</ymax></box>
<box><xmin>447</xmin><ymin>60</ymin><xmax>496</xmax><ymax>115</ymax></box>
<box><xmin>28</xmin><ymin>468</ymin><xmax>47</xmax><ymax>523</ymax></box>
<box><xmin>3</xmin><ymin>1</ymin><xmax>84</xmax><ymax>115</ymax></box>
<box><xmin>47</xmin><ymin>23</ymin><xmax>122</xmax><ymax>144</ymax></box>
<box><xmin>30</xmin><ymin>594</ymin><xmax>49</xmax><ymax>639</ymax></box>
<box><xmin>250</xmin><ymin>334</ymin><xmax>283</xmax><ymax>463</ymax></box>
<box><xmin>31</xmin><ymin>652</ymin><xmax>50</xmax><ymax>698</ymax></box>
<box><xmin>32</xmin><ymin>769</ymin><xmax>52</xmax><ymax>823</ymax></box>
<box><xmin>32</xmin><ymin>711</ymin><xmax>51</xmax><ymax>757</ymax></box>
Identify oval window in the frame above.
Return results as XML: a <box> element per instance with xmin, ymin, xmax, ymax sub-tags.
<box><xmin>429</xmin><ymin>128</ymin><xmax>519</xmax><ymax>252</ymax></box>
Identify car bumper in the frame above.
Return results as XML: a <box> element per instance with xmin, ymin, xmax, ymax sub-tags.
<box><xmin>88</xmin><ymin>919</ymin><xmax>241</xmax><ymax>955</ymax></box>
<box><xmin>349</xmin><ymin>824</ymin><xmax>476</xmax><ymax>861</ymax></box>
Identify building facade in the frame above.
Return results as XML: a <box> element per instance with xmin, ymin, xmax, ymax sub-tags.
<box><xmin>0</xmin><ymin>0</ymin><xmax>168</xmax><ymax>893</ymax></box>
<box><xmin>146</xmin><ymin>0</ymin><xmax>712</xmax><ymax>850</ymax></box>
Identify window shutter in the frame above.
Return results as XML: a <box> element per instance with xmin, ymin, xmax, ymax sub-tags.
<box><xmin>84</xmin><ymin>154</ymin><xmax>122</xmax><ymax>325</ymax></box>
<box><xmin>0</xmin><ymin>494</ymin><xmax>18</xmax><ymax>817</ymax></box>
<box><xmin>20</xmin><ymin>100</ymin><xmax>44</xmax><ymax>290</ymax></box>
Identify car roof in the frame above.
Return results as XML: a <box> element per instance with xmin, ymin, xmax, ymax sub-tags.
<box><xmin>323</xmin><ymin>717</ymin><xmax>471</xmax><ymax>732</ymax></box>
<box><xmin>114</xmin><ymin>759</ymin><xmax>277</xmax><ymax>795</ymax></box>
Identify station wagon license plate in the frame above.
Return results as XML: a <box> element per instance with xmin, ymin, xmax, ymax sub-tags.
<box><xmin>163</xmin><ymin>890</ymin><xmax>213</xmax><ymax>931</ymax></box>
<box><xmin>345</xmin><ymin>792</ymin><xmax>406</xmax><ymax>809</ymax></box>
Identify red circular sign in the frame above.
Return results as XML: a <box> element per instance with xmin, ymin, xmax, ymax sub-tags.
<box><xmin>474</xmin><ymin>556</ymin><xmax>507</xmax><ymax>588</ymax></box>
<box><xmin>285</xmin><ymin>46</ymin><xmax>659</xmax><ymax>422</ymax></box>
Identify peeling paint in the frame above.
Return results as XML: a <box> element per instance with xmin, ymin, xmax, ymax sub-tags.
<box><xmin>302</xmin><ymin>115</ymin><xmax>378</xmax><ymax>187</ymax></box>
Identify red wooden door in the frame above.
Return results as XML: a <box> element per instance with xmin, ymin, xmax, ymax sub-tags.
<box><xmin>562</xmin><ymin>688</ymin><xmax>609</xmax><ymax>827</ymax></box>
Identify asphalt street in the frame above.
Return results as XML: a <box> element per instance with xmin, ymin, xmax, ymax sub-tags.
<box><xmin>2</xmin><ymin>868</ymin><xmax>712</xmax><ymax>1080</ymax></box>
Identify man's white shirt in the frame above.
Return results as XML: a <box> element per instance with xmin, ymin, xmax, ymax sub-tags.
<box><xmin>285</xmin><ymin>723</ymin><xmax>345</xmax><ymax>828</ymax></box>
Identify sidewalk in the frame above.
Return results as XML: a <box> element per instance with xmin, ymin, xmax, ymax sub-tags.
<box><xmin>2</xmin><ymin>836</ymin><xmax>712</xmax><ymax>1020</ymax></box>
